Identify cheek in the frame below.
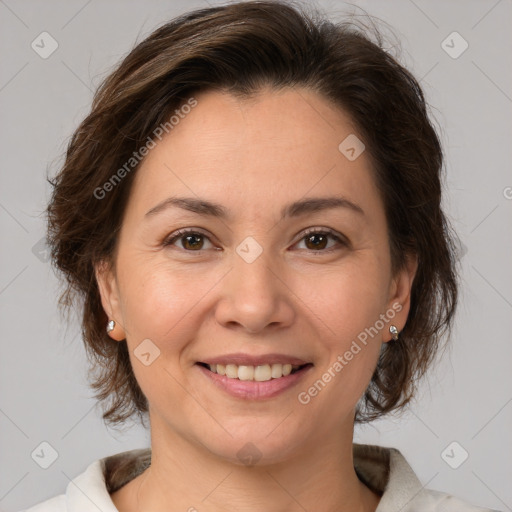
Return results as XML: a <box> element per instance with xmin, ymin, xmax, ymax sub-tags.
<box><xmin>118</xmin><ymin>258</ymin><xmax>219</xmax><ymax>344</ymax></box>
<box><xmin>292</xmin><ymin>261</ymin><xmax>388</xmax><ymax>412</ymax></box>
<box><xmin>298</xmin><ymin>260</ymin><xmax>389</xmax><ymax>347</ymax></box>
<box><xmin>115</xmin><ymin>259</ymin><xmax>220</xmax><ymax>405</ymax></box>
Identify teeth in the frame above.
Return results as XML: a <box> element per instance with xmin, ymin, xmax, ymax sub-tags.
<box><xmin>254</xmin><ymin>364</ymin><xmax>272</xmax><ymax>381</ymax></box>
<box><xmin>238</xmin><ymin>365</ymin><xmax>254</xmax><ymax>381</ymax></box>
<box><xmin>205</xmin><ymin>362</ymin><xmax>301</xmax><ymax>381</ymax></box>
<box><xmin>226</xmin><ymin>364</ymin><xmax>238</xmax><ymax>379</ymax></box>
<box><xmin>271</xmin><ymin>363</ymin><xmax>283</xmax><ymax>378</ymax></box>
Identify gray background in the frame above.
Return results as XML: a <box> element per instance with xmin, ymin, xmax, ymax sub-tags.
<box><xmin>0</xmin><ymin>0</ymin><xmax>511</xmax><ymax>510</ymax></box>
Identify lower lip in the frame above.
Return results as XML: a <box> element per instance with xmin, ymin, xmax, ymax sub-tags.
<box><xmin>195</xmin><ymin>364</ymin><xmax>313</xmax><ymax>400</ymax></box>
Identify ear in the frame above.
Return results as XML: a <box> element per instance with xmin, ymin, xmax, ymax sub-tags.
<box><xmin>94</xmin><ymin>259</ymin><xmax>126</xmax><ymax>341</ymax></box>
<box><xmin>384</xmin><ymin>253</ymin><xmax>418</xmax><ymax>342</ymax></box>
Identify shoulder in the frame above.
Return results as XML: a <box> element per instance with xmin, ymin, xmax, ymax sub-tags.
<box><xmin>353</xmin><ymin>443</ymin><xmax>501</xmax><ymax>512</ymax></box>
<box><xmin>383</xmin><ymin>445</ymin><xmax>501</xmax><ymax>511</ymax></box>
<box><xmin>21</xmin><ymin>449</ymin><xmax>150</xmax><ymax>512</ymax></box>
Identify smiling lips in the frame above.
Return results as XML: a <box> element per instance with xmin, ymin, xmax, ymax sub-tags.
<box><xmin>203</xmin><ymin>362</ymin><xmax>304</xmax><ymax>381</ymax></box>
<box><xmin>196</xmin><ymin>353</ymin><xmax>313</xmax><ymax>398</ymax></box>
<box><xmin>198</xmin><ymin>353</ymin><xmax>312</xmax><ymax>382</ymax></box>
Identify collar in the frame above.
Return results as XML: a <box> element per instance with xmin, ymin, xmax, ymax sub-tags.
<box><xmin>63</xmin><ymin>444</ymin><xmax>427</xmax><ymax>511</ymax></box>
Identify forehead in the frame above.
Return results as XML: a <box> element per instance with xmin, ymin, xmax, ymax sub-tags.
<box><xmin>127</xmin><ymin>87</ymin><xmax>382</xmax><ymax>222</ymax></box>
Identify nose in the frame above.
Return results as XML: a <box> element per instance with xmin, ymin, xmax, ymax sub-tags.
<box><xmin>214</xmin><ymin>245</ymin><xmax>295</xmax><ymax>334</ymax></box>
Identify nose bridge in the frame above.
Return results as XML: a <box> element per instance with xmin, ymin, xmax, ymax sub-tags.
<box><xmin>215</xmin><ymin>233</ymin><xmax>293</xmax><ymax>332</ymax></box>
<box><xmin>231</xmin><ymin>233</ymin><xmax>279</xmax><ymax>299</ymax></box>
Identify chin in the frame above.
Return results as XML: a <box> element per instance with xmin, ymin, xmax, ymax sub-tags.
<box><xmin>194</xmin><ymin>421</ymin><xmax>310</xmax><ymax>467</ymax></box>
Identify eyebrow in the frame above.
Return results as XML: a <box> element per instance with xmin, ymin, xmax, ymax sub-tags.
<box><xmin>144</xmin><ymin>195</ymin><xmax>365</xmax><ymax>220</ymax></box>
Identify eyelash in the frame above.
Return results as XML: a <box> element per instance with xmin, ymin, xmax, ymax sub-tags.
<box><xmin>162</xmin><ymin>227</ymin><xmax>348</xmax><ymax>254</ymax></box>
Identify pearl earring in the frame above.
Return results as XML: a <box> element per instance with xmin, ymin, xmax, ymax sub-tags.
<box><xmin>106</xmin><ymin>320</ymin><xmax>116</xmax><ymax>334</ymax></box>
<box><xmin>389</xmin><ymin>325</ymin><xmax>399</xmax><ymax>341</ymax></box>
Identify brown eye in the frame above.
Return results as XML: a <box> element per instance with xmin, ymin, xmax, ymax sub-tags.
<box><xmin>164</xmin><ymin>229</ymin><xmax>214</xmax><ymax>251</ymax></box>
<box><xmin>181</xmin><ymin>233</ymin><xmax>205</xmax><ymax>250</ymax></box>
<box><xmin>304</xmin><ymin>232</ymin><xmax>329</xmax><ymax>250</ymax></box>
<box><xmin>296</xmin><ymin>228</ymin><xmax>347</xmax><ymax>252</ymax></box>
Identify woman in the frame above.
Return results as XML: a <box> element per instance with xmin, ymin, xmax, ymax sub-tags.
<box><xmin>25</xmin><ymin>1</ymin><xmax>500</xmax><ymax>511</ymax></box>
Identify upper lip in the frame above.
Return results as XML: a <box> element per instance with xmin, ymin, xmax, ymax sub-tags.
<box><xmin>198</xmin><ymin>353</ymin><xmax>311</xmax><ymax>366</ymax></box>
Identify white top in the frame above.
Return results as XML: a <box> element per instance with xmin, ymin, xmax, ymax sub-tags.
<box><xmin>23</xmin><ymin>444</ymin><xmax>500</xmax><ymax>511</ymax></box>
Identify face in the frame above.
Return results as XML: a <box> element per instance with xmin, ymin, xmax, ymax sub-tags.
<box><xmin>96</xmin><ymin>87</ymin><xmax>416</xmax><ymax>464</ymax></box>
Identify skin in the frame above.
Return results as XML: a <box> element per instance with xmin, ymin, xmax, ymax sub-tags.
<box><xmin>96</xmin><ymin>87</ymin><xmax>417</xmax><ymax>512</ymax></box>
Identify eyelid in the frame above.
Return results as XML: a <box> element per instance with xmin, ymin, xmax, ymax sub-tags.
<box><xmin>293</xmin><ymin>226</ymin><xmax>349</xmax><ymax>251</ymax></box>
<box><xmin>163</xmin><ymin>226</ymin><xmax>349</xmax><ymax>252</ymax></box>
<box><xmin>163</xmin><ymin>227</ymin><xmax>217</xmax><ymax>250</ymax></box>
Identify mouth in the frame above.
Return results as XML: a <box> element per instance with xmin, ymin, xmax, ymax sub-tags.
<box><xmin>196</xmin><ymin>362</ymin><xmax>313</xmax><ymax>381</ymax></box>
<box><xmin>195</xmin><ymin>360</ymin><xmax>314</xmax><ymax>400</ymax></box>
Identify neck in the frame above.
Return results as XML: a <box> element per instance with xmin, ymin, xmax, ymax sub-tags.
<box><xmin>132</xmin><ymin>414</ymin><xmax>380</xmax><ymax>512</ymax></box>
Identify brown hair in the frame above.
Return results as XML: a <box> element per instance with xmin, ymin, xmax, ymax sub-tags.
<box><xmin>47</xmin><ymin>0</ymin><xmax>458</xmax><ymax>427</ymax></box>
